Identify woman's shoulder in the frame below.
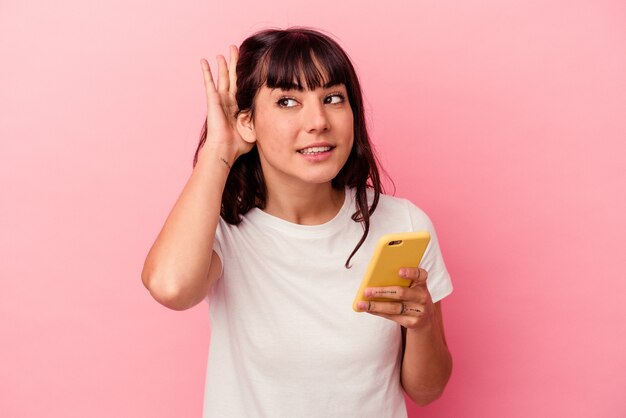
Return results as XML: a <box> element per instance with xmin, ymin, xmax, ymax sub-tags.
<box><xmin>367</xmin><ymin>188</ymin><xmax>425</xmax><ymax>213</ymax></box>
<box><xmin>368</xmin><ymin>189</ymin><xmax>434</xmax><ymax>230</ymax></box>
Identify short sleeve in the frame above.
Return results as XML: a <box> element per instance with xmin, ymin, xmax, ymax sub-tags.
<box><xmin>202</xmin><ymin>218</ymin><xmax>226</xmax><ymax>305</ymax></box>
<box><xmin>205</xmin><ymin>218</ymin><xmax>226</xmax><ymax>303</ymax></box>
<box><xmin>406</xmin><ymin>201</ymin><xmax>453</xmax><ymax>303</ymax></box>
<box><xmin>212</xmin><ymin>218</ymin><xmax>225</xmax><ymax>278</ymax></box>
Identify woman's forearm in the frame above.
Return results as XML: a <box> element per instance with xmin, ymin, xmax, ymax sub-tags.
<box><xmin>400</xmin><ymin>302</ymin><xmax>452</xmax><ymax>405</ymax></box>
<box><xmin>141</xmin><ymin>145</ymin><xmax>233</xmax><ymax>310</ymax></box>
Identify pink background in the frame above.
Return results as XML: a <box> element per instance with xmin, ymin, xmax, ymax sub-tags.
<box><xmin>1</xmin><ymin>0</ymin><xmax>625</xmax><ymax>417</ymax></box>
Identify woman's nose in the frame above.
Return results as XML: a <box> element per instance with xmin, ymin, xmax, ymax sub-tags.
<box><xmin>303</xmin><ymin>102</ymin><xmax>329</xmax><ymax>133</ymax></box>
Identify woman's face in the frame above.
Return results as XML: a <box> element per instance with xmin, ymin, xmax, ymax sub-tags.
<box><xmin>249</xmin><ymin>81</ymin><xmax>354</xmax><ymax>190</ymax></box>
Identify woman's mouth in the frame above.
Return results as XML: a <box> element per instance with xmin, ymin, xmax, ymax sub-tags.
<box><xmin>297</xmin><ymin>146</ymin><xmax>334</xmax><ymax>155</ymax></box>
<box><xmin>297</xmin><ymin>145</ymin><xmax>335</xmax><ymax>162</ymax></box>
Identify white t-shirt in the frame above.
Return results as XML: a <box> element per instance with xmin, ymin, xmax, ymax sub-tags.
<box><xmin>203</xmin><ymin>187</ymin><xmax>453</xmax><ymax>418</ymax></box>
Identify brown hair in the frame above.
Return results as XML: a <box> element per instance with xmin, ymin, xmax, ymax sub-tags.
<box><xmin>193</xmin><ymin>27</ymin><xmax>386</xmax><ymax>267</ymax></box>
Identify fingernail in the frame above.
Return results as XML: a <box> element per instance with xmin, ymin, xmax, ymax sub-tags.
<box><xmin>357</xmin><ymin>301</ymin><xmax>367</xmax><ymax>310</ymax></box>
<box><xmin>399</xmin><ymin>269</ymin><xmax>407</xmax><ymax>277</ymax></box>
<box><xmin>364</xmin><ymin>289</ymin><xmax>372</xmax><ymax>297</ymax></box>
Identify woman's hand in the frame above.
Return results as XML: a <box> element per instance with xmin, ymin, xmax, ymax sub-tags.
<box><xmin>200</xmin><ymin>45</ymin><xmax>253</xmax><ymax>162</ymax></box>
<box><xmin>357</xmin><ymin>267</ymin><xmax>434</xmax><ymax>331</ymax></box>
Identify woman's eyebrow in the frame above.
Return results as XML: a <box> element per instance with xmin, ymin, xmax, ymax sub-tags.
<box><xmin>272</xmin><ymin>83</ymin><xmax>304</xmax><ymax>92</ymax></box>
<box><xmin>323</xmin><ymin>81</ymin><xmax>341</xmax><ymax>88</ymax></box>
<box><xmin>270</xmin><ymin>81</ymin><xmax>343</xmax><ymax>93</ymax></box>
<box><xmin>270</xmin><ymin>86</ymin><xmax>299</xmax><ymax>94</ymax></box>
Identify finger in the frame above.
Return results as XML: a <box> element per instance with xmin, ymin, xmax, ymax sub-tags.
<box><xmin>359</xmin><ymin>300</ymin><xmax>425</xmax><ymax>316</ymax></box>
<box><xmin>200</xmin><ymin>58</ymin><xmax>217</xmax><ymax>95</ymax></box>
<box><xmin>399</xmin><ymin>267</ymin><xmax>428</xmax><ymax>285</ymax></box>
<box><xmin>360</xmin><ymin>300</ymin><xmax>405</xmax><ymax>315</ymax></box>
<box><xmin>228</xmin><ymin>45</ymin><xmax>238</xmax><ymax>95</ymax></box>
<box><xmin>216</xmin><ymin>54</ymin><xmax>229</xmax><ymax>95</ymax></box>
<box><xmin>363</xmin><ymin>286</ymin><xmax>411</xmax><ymax>300</ymax></box>
<box><xmin>200</xmin><ymin>58</ymin><xmax>217</xmax><ymax>108</ymax></box>
<box><xmin>367</xmin><ymin>311</ymin><xmax>422</xmax><ymax>329</ymax></box>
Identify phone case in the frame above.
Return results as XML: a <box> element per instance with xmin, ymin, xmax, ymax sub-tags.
<box><xmin>352</xmin><ymin>231</ymin><xmax>431</xmax><ymax>312</ymax></box>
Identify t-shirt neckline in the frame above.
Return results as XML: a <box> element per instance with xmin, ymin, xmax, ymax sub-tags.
<box><xmin>245</xmin><ymin>187</ymin><xmax>355</xmax><ymax>238</ymax></box>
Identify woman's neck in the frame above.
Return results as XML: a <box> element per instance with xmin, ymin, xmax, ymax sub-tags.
<box><xmin>262</xmin><ymin>183</ymin><xmax>345</xmax><ymax>225</ymax></box>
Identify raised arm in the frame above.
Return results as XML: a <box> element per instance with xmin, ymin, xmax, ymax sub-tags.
<box><xmin>141</xmin><ymin>46</ymin><xmax>253</xmax><ymax>310</ymax></box>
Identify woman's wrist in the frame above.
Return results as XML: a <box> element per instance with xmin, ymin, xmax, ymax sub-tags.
<box><xmin>197</xmin><ymin>143</ymin><xmax>239</xmax><ymax>171</ymax></box>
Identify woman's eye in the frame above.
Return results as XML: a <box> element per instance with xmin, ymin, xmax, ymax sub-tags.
<box><xmin>277</xmin><ymin>97</ymin><xmax>298</xmax><ymax>108</ymax></box>
<box><xmin>324</xmin><ymin>94</ymin><xmax>345</xmax><ymax>104</ymax></box>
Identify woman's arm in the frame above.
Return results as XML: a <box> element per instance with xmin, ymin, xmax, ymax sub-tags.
<box><xmin>400</xmin><ymin>302</ymin><xmax>452</xmax><ymax>405</ymax></box>
<box><xmin>142</xmin><ymin>47</ymin><xmax>251</xmax><ymax>311</ymax></box>
<box><xmin>141</xmin><ymin>147</ymin><xmax>231</xmax><ymax>311</ymax></box>
<box><xmin>357</xmin><ymin>268</ymin><xmax>452</xmax><ymax>405</ymax></box>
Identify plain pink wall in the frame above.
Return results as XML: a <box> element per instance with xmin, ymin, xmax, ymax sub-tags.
<box><xmin>1</xmin><ymin>0</ymin><xmax>625</xmax><ymax>417</ymax></box>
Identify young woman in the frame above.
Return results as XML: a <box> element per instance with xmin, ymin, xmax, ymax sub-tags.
<box><xmin>142</xmin><ymin>27</ymin><xmax>453</xmax><ymax>418</ymax></box>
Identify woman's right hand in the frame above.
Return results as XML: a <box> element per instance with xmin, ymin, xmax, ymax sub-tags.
<box><xmin>200</xmin><ymin>45</ymin><xmax>253</xmax><ymax>162</ymax></box>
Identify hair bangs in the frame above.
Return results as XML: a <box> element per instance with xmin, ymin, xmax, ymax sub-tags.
<box><xmin>262</xmin><ymin>34</ymin><xmax>349</xmax><ymax>91</ymax></box>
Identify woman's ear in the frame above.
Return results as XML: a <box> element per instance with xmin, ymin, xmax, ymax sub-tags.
<box><xmin>236</xmin><ymin>111</ymin><xmax>257</xmax><ymax>144</ymax></box>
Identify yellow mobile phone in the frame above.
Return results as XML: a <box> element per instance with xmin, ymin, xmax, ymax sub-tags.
<box><xmin>352</xmin><ymin>231</ymin><xmax>431</xmax><ymax>312</ymax></box>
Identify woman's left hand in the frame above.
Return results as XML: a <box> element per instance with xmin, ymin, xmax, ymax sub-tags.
<box><xmin>357</xmin><ymin>267</ymin><xmax>434</xmax><ymax>331</ymax></box>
